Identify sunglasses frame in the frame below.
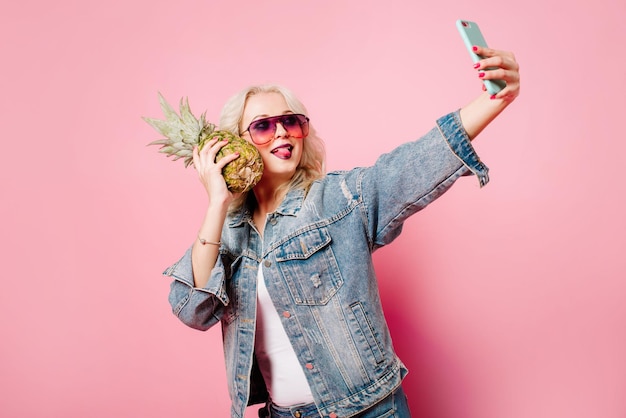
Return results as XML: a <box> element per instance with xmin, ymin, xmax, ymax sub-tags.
<box><xmin>241</xmin><ymin>114</ymin><xmax>310</xmax><ymax>145</ymax></box>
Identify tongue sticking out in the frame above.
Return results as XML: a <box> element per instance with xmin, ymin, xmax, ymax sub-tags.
<box><xmin>271</xmin><ymin>146</ymin><xmax>292</xmax><ymax>159</ymax></box>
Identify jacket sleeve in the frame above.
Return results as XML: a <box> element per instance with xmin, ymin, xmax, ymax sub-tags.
<box><xmin>358</xmin><ymin>110</ymin><xmax>489</xmax><ymax>249</ymax></box>
<box><xmin>164</xmin><ymin>246</ymin><xmax>230</xmax><ymax>331</ymax></box>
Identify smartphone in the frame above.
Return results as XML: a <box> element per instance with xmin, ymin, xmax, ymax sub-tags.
<box><xmin>456</xmin><ymin>19</ymin><xmax>506</xmax><ymax>95</ymax></box>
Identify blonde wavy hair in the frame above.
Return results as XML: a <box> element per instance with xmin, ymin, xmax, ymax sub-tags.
<box><xmin>219</xmin><ymin>84</ymin><xmax>326</xmax><ymax>211</ymax></box>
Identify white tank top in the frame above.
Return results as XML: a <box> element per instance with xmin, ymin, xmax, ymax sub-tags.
<box><xmin>254</xmin><ymin>267</ymin><xmax>315</xmax><ymax>406</ymax></box>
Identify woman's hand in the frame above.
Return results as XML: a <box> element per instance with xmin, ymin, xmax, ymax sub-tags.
<box><xmin>191</xmin><ymin>135</ymin><xmax>242</xmax><ymax>288</ymax></box>
<box><xmin>473</xmin><ymin>46</ymin><xmax>520</xmax><ymax>101</ymax></box>
<box><xmin>459</xmin><ymin>47</ymin><xmax>520</xmax><ymax>139</ymax></box>
<box><xmin>192</xmin><ymin>136</ymin><xmax>241</xmax><ymax>206</ymax></box>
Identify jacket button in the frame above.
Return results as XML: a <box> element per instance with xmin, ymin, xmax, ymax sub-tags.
<box><xmin>305</xmin><ymin>363</ymin><xmax>314</xmax><ymax>370</ymax></box>
<box><xmin>282</xmin><ymin>311</ymin><xmax>291</xmax><ymax>318</ymax></box>
<box><xmin>264</xmin><ymin>260</ymin><xmax>271</xmax><ymax>267</ymax></box>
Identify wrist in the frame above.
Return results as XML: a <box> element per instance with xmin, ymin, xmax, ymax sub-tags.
<box><xmin>459</xmin><ymin>92</ymin><xmax>508</xmax><ymax>140</ymax></box>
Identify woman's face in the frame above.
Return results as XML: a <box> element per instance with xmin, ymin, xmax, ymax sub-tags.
<box><xmin>240</xmin><ymin>92</ymin><xmax>304</xmax><ymax>185</ymax></box>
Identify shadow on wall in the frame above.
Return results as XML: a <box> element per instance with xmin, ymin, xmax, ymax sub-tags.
<box><xmin>376</xmin><ymin>247</ymin><xmax>475</xmax><ymax>418</ymax></box>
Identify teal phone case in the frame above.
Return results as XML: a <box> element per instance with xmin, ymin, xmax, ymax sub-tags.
<box><xmin>456</xmin><ymin>19</ymin><xmax>506</xmax><ymax>95</ymax></box>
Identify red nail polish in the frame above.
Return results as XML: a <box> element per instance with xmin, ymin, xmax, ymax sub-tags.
<box><xmin>472</xmin><ymin>46</ymin><xmax>478</xmax><ymax>51</ymax></box>
<box><xmin>478</xmin><ymin>72</ymin><xmax>485</xmax><ymax>78</ymax></box>
<box><xmin>490</xmin><ymin>94</ymin><xmax>497</xmax><ymax>100</ymax></box>
<box><xmin>473</xmin><ymin>63</ymin><xmax>480</xmax><ymax>69</ymax></box>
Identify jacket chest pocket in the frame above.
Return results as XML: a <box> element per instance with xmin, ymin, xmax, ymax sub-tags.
<box><xmin>274</xmin><ymin>227</ymin><xmax>344</xmax><ymax>305</ymax></box>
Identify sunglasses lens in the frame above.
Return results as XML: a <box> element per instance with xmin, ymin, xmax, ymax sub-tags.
<box><xmin>296</xmin><ymin>115</ymin><xmax>309</xmax><ymax>137</ymax></box>
<box><xmin>249</xmin><ymin>119</ymin><xmax>274</xmax><ymax>144</ymax></box>
<box><xmin>280</xmin><ymin>115</ymin><xmax>300</xmax><ymax>128</ymax></box>
<box><xmin>280</xmin><ymin>115</ymin><xmax>302</xmax><ymax>138</ymax></box>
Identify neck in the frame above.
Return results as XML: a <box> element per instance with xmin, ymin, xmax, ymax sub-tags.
<box><xmin>252</xmin><ymin>182</ymin><xmax>288</xmax><ymax>215</ymax></box>
<box><xmin>251</xmin><ymin>182</ymin><xmax>288</xmax><ymax>238</ymax></box>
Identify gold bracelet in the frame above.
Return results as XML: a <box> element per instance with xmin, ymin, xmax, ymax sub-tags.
<box><xmin>198</xmin><ymin>235</ymin><xmax>221</xmax><ymax>246</ymax></box>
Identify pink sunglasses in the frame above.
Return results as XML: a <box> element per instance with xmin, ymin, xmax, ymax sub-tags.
<box><xmin>241</xmin><ymin>114</ymin><xmax>310</xmax><ymax>145</ymax></box>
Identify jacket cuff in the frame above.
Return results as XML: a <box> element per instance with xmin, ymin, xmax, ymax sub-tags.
<box><xmin>436</xmin><ymin>110</ymin><xmax>490</xmax><ymax>187</ymax></box>
<box><xmin>163</xmin><ymin>246</ymin><xmax>230</xmax><ymax>306</ymax></box>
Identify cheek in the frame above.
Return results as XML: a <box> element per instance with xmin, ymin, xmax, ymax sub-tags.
<box><xmin>256</xmin><ymin>147</ymin><xmax>274</xmax><ymax>166</ymax></box>
<box><xmin>295</xmin><ymin>139</ymin><xmax>305</xmax><ymax>158</ymax></box>
<box><xmin>241</xmin><ymin>133</ymin><xmax>255</xmax><ymax>146</ymax></box>
<box><xmin>242</xmin><ymin>135</ymin><xmax>266</xmax><ymax>156</ymax></box>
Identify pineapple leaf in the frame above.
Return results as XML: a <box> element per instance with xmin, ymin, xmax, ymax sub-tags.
<box><xmin>145</xmin><ymin>93</ymin><xmax>261</xmax><ymax>186</ymax></box>
<box><xmin>146</xmin><ymin>138</ymin><xmax>170</xmax><ymax>146</ymax></box>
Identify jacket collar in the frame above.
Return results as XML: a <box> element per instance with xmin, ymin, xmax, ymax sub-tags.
<box><xmin>228</xmin><ymin>188</ymin><xmax>306</xmax><ymax>227</ymax></box>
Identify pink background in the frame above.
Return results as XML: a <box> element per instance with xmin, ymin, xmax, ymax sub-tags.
<box><xmin>2</xmin><ymin>1</ymin><xmax>625</xmax><ymax>417</ymax></box>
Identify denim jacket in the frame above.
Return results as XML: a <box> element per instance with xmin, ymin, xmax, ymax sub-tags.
<box><xmin>164</xmin><ymin>111</ymin><xmax>489</xmax><ymax>418</ymax></box>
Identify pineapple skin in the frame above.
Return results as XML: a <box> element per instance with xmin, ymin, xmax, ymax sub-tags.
<box><xmin>202</xmin><ymin>131</ymin><xmax>264</xmax><ymax>193</ymax></box>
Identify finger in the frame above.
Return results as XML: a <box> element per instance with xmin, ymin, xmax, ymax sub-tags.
<box><xmin>473</xmin><ymin>47</ymin><xmax>517</xmax><ymax>69</ymax></box>
<box><xmin>196</xmin><ymin>138</ymin><xmax>229</xmax><ymax>170</ymax></box>
<box><xmin>490</xmin><ymin>78</ymin><xmax>520</xmax><ymax>101</ymax></box>
<box><xmin>200</xmin><ymin>137</ymin><xmax>225</xmax><ymax>156</ymax></box>
<box><xmin>473</xmin><ymin>46</ymin><xmax>511</xmax><ymax>60</ymax></box>
<box><xmin>215</xmin><ymin>151</ymin><xmax>240</xmax><ymax>169</ymax></box>
<box><xmin>481</xmin><ymin>56</ymin><xmax>518</xmax><ymax>72</ymax></box>
<box><xmin>477</xmin><ymin>70</ymin><xmax>520</xmax><ymax>100</ymax></box>
<box><xmin>192</xmin><ymin>146</ymin><xmax>201</xmax><ymax>169</ymax></box>
<box><xmin>479</xmin><ymin>68</ymin><xmax>520</xmax><ymax>85</ymax></box>
<box><xmin>478</xmin><ymin>68</ymin><xmax>505</xmax><ymax>81</ymax></box>
<box><xmin>472</xmin><ymin>45</ymin><xmax>496</xmax><ymax>58</ymax></box>
<box><xmin>491</xmin><ymin>89</ymin><xmax>519</xmax><ymax>101</ymax></box>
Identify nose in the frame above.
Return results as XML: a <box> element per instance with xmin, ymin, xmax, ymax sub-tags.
<box><xmin>274</xmin><ymin>122</ymin><xmax>289</xmax><ymax>138</ymax></box>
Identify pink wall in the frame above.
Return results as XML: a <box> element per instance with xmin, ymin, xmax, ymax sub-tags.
<box><xmin>2</xmin><ymin>1</ymin><xmax>625</xmax><ymax>417</ymax></box>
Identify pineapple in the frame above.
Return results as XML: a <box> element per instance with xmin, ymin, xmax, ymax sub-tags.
<box><xmin>144</xmin><ymin>93</ymin><xmax>263</xmax><ymax>193</ymax></box>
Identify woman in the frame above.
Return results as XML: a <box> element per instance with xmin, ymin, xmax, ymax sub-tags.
<box><xmin>165</xmin><ymin>46</ymin><xmax>520</xmax><ymax>418</ymax></box>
